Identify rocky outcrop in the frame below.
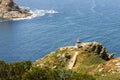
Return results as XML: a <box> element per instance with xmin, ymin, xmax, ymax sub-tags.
<box><xmin>81</xmin><ymin>42</ymin><xmax>114</xmax><ymax>60</ymax></box>
<box><xmin>95</xmin><ymin>58</ymin><xmax>120</xmax><ymax>74</ymax></box>
<box><xmin>33</xmin><ymin>41</ymin><xmax>120</xmax><ymax>80</ymax></box>
<box><xmin>34</xmin><ymin>42</ymin><xmax>114</xmax><ymax>69</ymax></box>
<box><xmin>0</xmin><ymin>0</ymin><xmax>31</xmax><ymax>19</ymax></box>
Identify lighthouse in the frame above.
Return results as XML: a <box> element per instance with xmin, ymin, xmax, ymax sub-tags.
<box><xmin>75</xmin><ymin>39</ymin><xmax>82</xmax><ymax>48</ymax></box>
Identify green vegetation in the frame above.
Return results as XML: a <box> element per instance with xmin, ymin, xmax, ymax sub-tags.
<box><xmin>70</xmin><ymin>73</ymin><xmax>96</xmax><ymax>80</ymax></box>
<box><xmin>22</xmin><ymin>67</ymin><xmax>56</xmax><ymax>80</ymax></box>
<box><xmin>81</xmin><ymin>54</ymin><xmax>105</xmax><ymax>66</ymax></box>
<box><xmin>0</xmin><ymin>61</ymin><xmax>32</xmax><ymax>80</ymax></box>
<box><xmin>0</xmin><ymin>42</ymin><xmax>119</xmax><ymax>80</ymax></box>
<box><xmin>33</xmin><ymin>44</ymin><xmax>120</xmax><ymax>80</ymax></box>
<box><xmin>0</xmin><ymin>60</ymin><xmax>96</xmax><ymax>80</ymax></box>
<box><xmin>75</xmin><ymin>53</ymin><xmax>105</xmax><ymax>74</ymax></box>
<box><xmin>94</xmin><ymin>74</ymin><xmax>120</xmax><ymax>80</ymax></box>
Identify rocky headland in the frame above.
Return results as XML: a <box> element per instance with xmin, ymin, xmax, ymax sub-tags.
<box><xmin>0</xmin><ymin>40</ymin><xmax>120</xmax><ymax>80</ymax></box>
<box><xmin>34</xmin><ymin>41</ymin><xmax>120</xmax><ymax>80</ymax></box>
<box><xmin>0</xmin><ymin>0</ymin><xmax>31</xmax><ymax>19</ymax></box>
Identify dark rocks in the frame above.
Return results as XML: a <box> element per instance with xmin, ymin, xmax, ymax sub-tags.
<box><xmin>0</xmin><ymin>0</ymin><xmax>31</xmax><ymax>19</ymax></box>
<box><xmin>65</xmin><ymin>53</ymin><xmax>71</xmax><ymax>59</ymax></box>
<box><xmin>82</xmin><ymin>42</ymin><xmax>114</xmax><ymax>60</ymax></box>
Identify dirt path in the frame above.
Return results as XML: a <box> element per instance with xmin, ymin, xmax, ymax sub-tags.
<box><xmin>68</xmin><ymin>52</ymin><xmax>78</xmax><ymax>69</ymax></box>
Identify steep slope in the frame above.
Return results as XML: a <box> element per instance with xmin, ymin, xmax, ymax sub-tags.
<box><xmin>33</xmin><ymin>42</ymin><xmax>120</xmax><ymax>80</ymax></box>
<box><xmin>34</xmin><ymin>42</ymin><xmax>113</xmax><ymax>72</ymax></box>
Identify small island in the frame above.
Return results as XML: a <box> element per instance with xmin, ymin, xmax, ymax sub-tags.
<box><xmin>0</xmin><ymin>0</ymin><xmax>31</xmax><ymax>19</ymax></box>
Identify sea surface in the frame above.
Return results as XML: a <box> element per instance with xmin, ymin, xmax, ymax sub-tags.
<box><xmin>0</xmin><ymin>0</ymin><xmax>120</xmax><ymax>62</ymax></box>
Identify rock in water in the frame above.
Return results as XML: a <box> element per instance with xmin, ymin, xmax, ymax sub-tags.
<box><xmin>0</xmin><ymin>0</ymin><xmax>31</xmax><ymax>19</ymax></box>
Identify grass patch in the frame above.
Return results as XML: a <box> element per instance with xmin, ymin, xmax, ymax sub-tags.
<box><xmin>70</xmin><ymin>73</ymin><xmax>96</xmax><ymax>80</ymax></box>
<box><xmin>81</xmin><ymin>53</ymin><xmax>105</xmax><ymax>66</ymax></box>
<box><xmin>95</xmin><ymin>73</ymin><xmax>120</xmax><ymax>80</ymax></box>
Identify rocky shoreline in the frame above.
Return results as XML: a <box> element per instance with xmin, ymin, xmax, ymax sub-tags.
<box><xmin>0</xmin><ymin>0</ymin><xmax>31</xmax><ymax>19</ymax></box>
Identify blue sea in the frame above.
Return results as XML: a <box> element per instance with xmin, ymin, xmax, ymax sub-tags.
<box><xmin>0</xmin><ymin>0</ymin><xmax>120</xmax><ymax>62</ymax></box>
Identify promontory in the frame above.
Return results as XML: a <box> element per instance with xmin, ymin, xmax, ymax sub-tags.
<box><xmin>0</xmin><ymin>0</ymin><xmax>31</xmax><ymax>19</ymax></box>
<box><xmin>33</xmin><ymin>40</ymin><xmax>120</xmax><ymax>80</ymax></box>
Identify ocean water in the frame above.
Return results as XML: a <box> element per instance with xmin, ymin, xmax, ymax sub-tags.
<box><xmin>0</xmin><ymin>0</ymin><xmax>120</xmax><ymax>62</ymax></box>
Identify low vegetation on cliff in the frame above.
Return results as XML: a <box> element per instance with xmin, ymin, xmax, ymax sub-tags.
<box><xmin>34</xmin><ymin>42</ymin><xmax>120</xmax><ymax>80</ymax></box>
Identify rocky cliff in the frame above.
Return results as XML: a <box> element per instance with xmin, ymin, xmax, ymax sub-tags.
<box><xmin>33</xmin><ymin>42</ymin><xmax>120</xmax><ymax>79</ymax></box>
<box><xmin>34</xmin><ymin>42</ymin><xmax>114</xmax><ymax>69</ymax></box>
<box><xmin>0</xmin><ymin>0</ymin><xmax>31</xmax><ymax>19</ymax></box>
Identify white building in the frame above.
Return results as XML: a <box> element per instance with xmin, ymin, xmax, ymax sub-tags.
<box><xmin>75</xmin><ymin>39</ymin><xmax>82</xmax><ymax>48</ymax></box>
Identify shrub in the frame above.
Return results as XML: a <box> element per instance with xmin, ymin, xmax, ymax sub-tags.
<box><xmin>22</xmin><ymin>67</ymin><xmax>56</xmax><ymax>80</ymax></box>
<box><xmin>0</xmin><ymin>60</ymin><xmax>32</xmax><ymax>80</ymax></box>
<box><xmin>70</xmin><ymin>73</ymin><xmax>96</xmax><ymax>80</ymax></box>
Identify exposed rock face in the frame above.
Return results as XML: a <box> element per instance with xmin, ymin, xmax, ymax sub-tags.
<box><xmin>0</xmin><ymin>0</ymin><xmax>31</xmax><ymax>19</ymax></box>
<box><xmin>81</xmin><ymin>42</ymin><xmax>114</xmax><ymax>60</ymax></box>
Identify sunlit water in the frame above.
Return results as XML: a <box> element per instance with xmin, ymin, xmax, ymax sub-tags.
<box><xmin>0</xmin><ymin>0</ymin><xmax>120</xmax><ymax>62</ymax></box>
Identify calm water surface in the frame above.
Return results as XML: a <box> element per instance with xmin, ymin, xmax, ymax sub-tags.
<box><xmin>0</xmin><ymin>0</ymin><xmax>120</xmax><ymax>62</ymax></box>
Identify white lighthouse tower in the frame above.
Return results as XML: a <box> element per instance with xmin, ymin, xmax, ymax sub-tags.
<box><xmin>75</xmin><ymin>39</ymin><xmax>82</xmax><ymax>48</ymax></box>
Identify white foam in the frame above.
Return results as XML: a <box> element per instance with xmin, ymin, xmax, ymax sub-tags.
<box><xmin>0</xmin><ymin>9</ymin><xmax>58</xmax><ymax>22</ymax></box>
<box><xmin>20</xmin><ymin>6</ymin><xmax>30</xmax><ymax>10</ymax></box>
<box><xmin>12</xmin><ymin>9</ymin><xmax>58</xmax><ymax>21</ymax></box>
<box><xmin>91</xmin><ymin>0</ymin><xmax>96</xmax><ymax>13</ymax></box>
<box><xmin>90</xmin><ymin>0</ymin><xmax>103</xmax><ymax>16</ymax></box>
<box><xmin>30</xmin><ymin>9</ymin><xmax>58</xmax><ymax>18</ymax></box>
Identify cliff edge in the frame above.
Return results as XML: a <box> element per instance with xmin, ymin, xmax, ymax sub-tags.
<box><xmin>33</xmin><ymin>41</ymin><xmax>120</xmax><ymax>79</ymax></box>
<box><xmin>34</xmin><ymin>42</ymin><xmax>113</xmax><ymax>70</ymax></box>
<box><xmin>0</xmin><ymin>0</ymin><xmax>31</xmax><ymax>19</ymax></box>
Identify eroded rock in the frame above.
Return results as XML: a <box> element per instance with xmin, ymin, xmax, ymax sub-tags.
<box><xmin>0</xmin><ymin>0</ymin><xmax>31</xmax><ymax>19</ymax></box>
<box><xmin>81</xmin><ymin>42</ymin><xmax>114</xmax><ymax>60</ymax></box>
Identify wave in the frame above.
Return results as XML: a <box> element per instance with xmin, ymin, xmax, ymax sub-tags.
<box><xmin>13</xmin><ymin>9</ymin><xmax>59</xmax><ymax>21</ymax></box>
<box><xmin>90</xmin><ymin>0</ymin><xmax>103</xmax><ymax>16</ymax></box>
<box><xmin>91</xmin><ymin>0</ymin><xmax>96</xmax><ymax>13</ymax></box>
